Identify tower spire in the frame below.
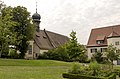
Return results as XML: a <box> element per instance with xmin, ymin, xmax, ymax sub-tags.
<box><xmin>36</xmin><ymin>2</ymin><xmax>37</xmax><ymax>13</ymax></box>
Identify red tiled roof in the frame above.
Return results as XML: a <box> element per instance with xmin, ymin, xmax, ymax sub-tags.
<box><xmin>87</xmin><ymin>25</ymin><xmax>120</xmax><ymax>48</ymax></box>
<box><xmin>96</xmin><ymin>35</ymin><xmax>105</xmax><ymax>40</ymax></box>
<box><xmin>107</xmin><ymin>31</ymin><xmax>120</xmax><ymax>38</ymax></box>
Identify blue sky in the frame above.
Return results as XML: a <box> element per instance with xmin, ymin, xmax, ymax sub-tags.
<box><xmin>3</xmin><ymin>0</ymin><xmax>120</xmax><ymax>44</ymax></box>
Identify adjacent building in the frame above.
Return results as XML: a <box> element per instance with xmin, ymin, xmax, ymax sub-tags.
<box><xmin>87</xmin><ymin>25</ymin><xmax>120</xmax><ymax>60</ymax></box>
<box><xmin>25</xmin><ymin>10</ymin><xmax>69</xmax><ymax>59</ymax></box>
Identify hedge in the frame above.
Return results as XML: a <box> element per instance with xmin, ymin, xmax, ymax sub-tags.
<box><xmin>62</xmin><ymin>73</ymin><xmax>116</xmax><ymax>79</ymax></box>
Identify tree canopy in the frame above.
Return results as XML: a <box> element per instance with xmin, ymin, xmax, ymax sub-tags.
<box><xmin>0</xmin><ymin>2</ymin><xmax>35</xmax><ymax>58</ymax></box>
<box><xmin>0</xmin><ymin>5</ymin><xmax>17</xmax><ymax>57</ymax></box>
<box><xmin>106</xmin><ymin>45</ymin><xmax>120</xmax><ymax>68</ymax></box>
<box><xmin>12</xmin><ymin>6</ymin><xmax>35</xmax><ymax>58</ymax></box>
<box><xmin>66</xmin><ymin>31</ymin><xmax>87</xmax><ymax>61</ymax></box>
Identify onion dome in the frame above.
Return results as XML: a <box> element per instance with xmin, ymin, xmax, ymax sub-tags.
<box><xmin>32</xmin><ymin>12</ymin><xmax>41</xmax><ymax>20</ymax></box>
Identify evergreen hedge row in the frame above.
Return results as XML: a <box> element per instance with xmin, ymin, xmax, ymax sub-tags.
<box><xmin>62</xmin><ymin>73</ymin><xmax>116</xmax><ymax>79</ymax></box>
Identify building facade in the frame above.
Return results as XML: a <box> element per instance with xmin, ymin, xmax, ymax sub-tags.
<box><xmin>25</xmin><ymin>10</ymin><xmax>69</xmax><ymax>59</ymax></box>
<box><xmin>87</xmin><ymin>25</ymin><xmax>120</xmax><ymax>62</ymax></box>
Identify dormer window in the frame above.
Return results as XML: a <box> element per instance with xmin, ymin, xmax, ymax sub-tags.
<box><xmin>96</xmin><ymin>35</ymin><xmax>105</xmax><ymax>44</ymax></box>
<box><xmin>36</xmin><ymin>32</ymin><xmax>40</xmax><ymax>37</ymax></box>
<box><xmin>96</xmin><ymin>40</ymin><xmax>104</xmax><ymax>44</ymax></box>
<box><xmin>43</xmin><ymin>36</ymin><xmax>47</xmax><ymax>39</ymax></box>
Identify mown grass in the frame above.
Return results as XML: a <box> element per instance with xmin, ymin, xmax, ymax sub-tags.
<box><xmin>0</xmin><ymin>59</ymin><xmax>73</xmax><ymax>79</ymax></box>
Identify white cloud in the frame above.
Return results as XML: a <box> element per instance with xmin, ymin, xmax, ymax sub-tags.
<box><xmin>3</xmin><ymin>0</ymin><xmax>120</xmax><ymax>44</ymax></box>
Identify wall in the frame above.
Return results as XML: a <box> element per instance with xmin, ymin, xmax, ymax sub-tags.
<box><xmin>25</xmin><ymin>41</ymin><xmax>49</xmax><ymax>59</ymax></box>
<box><xmin>107</xmin><ymin>37</ymin><xmax>120</xmax><ymax>49</ymax></box>
<box><xmin>25</xmin><ymin>40</ymin><xmax>34</xmax><ymax>59</ymax></box>
<box><xmin>40</xmin><ymin>50</ymin><xmax>48</xmax><ymax>54</ymax></box>
<box><xmin>87</xmin><ymin>46</ymin><xmax>107</xmax><ymax>59</ymax></box>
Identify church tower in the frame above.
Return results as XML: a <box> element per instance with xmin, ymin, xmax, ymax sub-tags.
<box><xmin>32</xmin><ymin>2</ymin><xmax>41</xmax><ymax>32</ymax></box>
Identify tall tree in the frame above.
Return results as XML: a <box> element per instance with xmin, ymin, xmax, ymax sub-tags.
<box><xmin>12</xmin><ymin>6</ymin><xmax>35</xmax><ymax>58</ymax></box>
<box><xmin>0</xmin><ymin>5</ymin><xmax>16</xmax><ymax>57</ymax></box>
<box><xmin>66</xmin><ymin>31</ymin><xmax>87</xmax><ymax>61</ymax></box>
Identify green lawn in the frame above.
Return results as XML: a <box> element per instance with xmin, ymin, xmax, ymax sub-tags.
<box><xmin>0</xmin><ymin>59</ymin><xmax>73</xmax><ymax>79</ymax></box>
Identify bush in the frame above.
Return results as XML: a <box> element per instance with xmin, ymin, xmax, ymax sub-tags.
<box><xmin>8</xmin><ymin>49</ymin><xmax>19</xmax><ymax>59</ymax></box>
<box><xmin>68</xmin><ymin>63</ymin><xmax>86</xmax><ymax>74</ymax></box>
<box><xmin>62</xmin><ymin>73</ymin><xmax>116</xmax><ymax>79</ymax></box>
<box><xmin>67</xmin><ymin>61</ymin><xmax>114</xmax><ymax>77</ymax></box>
<box><xmin>38</xmin><ymin>52</ymin><xmax>52</xmax><ymax>59</ymax></box>
<box><xmin>89</xmin><ymin>61</ymin><xmax>101</xmax><ymax>76</ymax></box>
<box><xmin>79</xmin><ymin>59</ymin><xmax>90</xmax><ymax>63</ymax></box>
<box><xmin>38</xmin><ymin>46</ymin><xmax>70</xmax><ymax>61</ymax></box>
<box><xmin>113</xmin><ymin>68</ymin><xmax>120</xmax><ymax>77</ymax></box>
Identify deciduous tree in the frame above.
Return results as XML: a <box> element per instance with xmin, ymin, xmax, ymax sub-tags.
<box><xmin>0</xmin><ymin>5</ymin><xmax>16</xmax><ymax>57</ymax></box>
<box><xmin>12</xmin><ymin>6</ymin><xmax>35</xmax><ymax>58</ymax></box>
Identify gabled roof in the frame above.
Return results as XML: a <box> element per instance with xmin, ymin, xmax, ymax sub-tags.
<box><xmin>87</xmin><ymin>25</ymin><xmax>120</xmax><ymax>48</ymax></box>
<box><xmin>33</xmin><ymin>29</ymin><xmax>69</xmax><ymax>50</ymax></box>
<box><xmin>107</xmin><ymin>31</ymin><xmax>120</xmax><ymax>38</ymax></box>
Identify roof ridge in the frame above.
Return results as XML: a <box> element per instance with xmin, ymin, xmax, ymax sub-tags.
<box><xmin>92</xmin><ymin>24</ymin><xmax>120</xmax><ymax>30</ymax></box>
<box><xmin>43</xmin><ymin>29</ymin><xmax>68</xmax><ymax>38</ymax></box>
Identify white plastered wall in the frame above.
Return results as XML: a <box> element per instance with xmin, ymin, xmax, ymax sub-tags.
<box><xmin>87</xmin><ymin>46</ymin><xmax>107</xmax><ymax>59</ymax></box>
<box><xmin>107</xmin><ymin>37</ymin><xmax>120</xmax><ymax>49</ymax></box>
<box><xmin>40</xmin><ymin>50</ymin><xmax>48</xmax><ymax>54</ymax></box>
<box><xmin>107</xmin><ymin>37</ymin><xmax>120</xmax><ymax>65</ymax></box>
<box><xmin>25</xmin><ymin>41</ymin><xmax>34</xmax><ymax>59</ymax></box>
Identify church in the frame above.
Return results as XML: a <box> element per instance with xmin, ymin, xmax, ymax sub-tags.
<box><xmin>25</xmin><ymin>9</ymin><xmax>69</xmax><ymax>59</ymax></box>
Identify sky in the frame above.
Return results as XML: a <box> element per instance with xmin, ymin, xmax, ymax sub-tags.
<box><xmin>2</xmin><ymin>0</ymin><xmax>120</xmax><ymax>44</ymax></box>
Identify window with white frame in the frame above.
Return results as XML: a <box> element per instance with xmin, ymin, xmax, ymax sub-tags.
<box><xmin>115</xmin><ymin>41</ymin><xmax>119</xmax><ymax>45</ymax></box>
<box><xmin>28</xmin><ymin>45</ymin><xmax>32</xmax><ymax>54</ymax></box>
<box><xmin>96</xmin><ymin>40</ymin><xmax>104</xmax><ymax>44</ymax></box>
<box><xmin>90</xmin><ymin>48</ymin><xmax>97</xmax><ymax>53</ymax></box>
<box><xmin>100</xmin><ymin>48</ymin><xmax>107</xmax><ymax>52</ymax></box>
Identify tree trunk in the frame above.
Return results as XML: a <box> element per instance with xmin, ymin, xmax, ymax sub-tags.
<box><xmin>112</xmin><ymin>60</ymin><xmax>113</xmax><ymax>69</ymax></box>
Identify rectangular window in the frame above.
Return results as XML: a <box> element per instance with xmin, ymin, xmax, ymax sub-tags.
<box><xmin>28</xmin><ymin>45</ymin><xmax>32</xmax><ymax>54</ymax></box>
<box><xmin>91</xmin><ymin>48</ymin><xmax>97</xmax><ymax>53</ymax></box>
<box><xmin>96</xmin><ymin>40</ymin><xmax>104</xmax><ymax>44</ymax></box>
<box><xmin>100</xmin><ymin>48</ymin><xmax>107</xmax><ymax>52</ymax></box>
<box><xmin>115</xmin><ymin>41</ymin><xmax>119</xmax><ymax>45</ymax></box>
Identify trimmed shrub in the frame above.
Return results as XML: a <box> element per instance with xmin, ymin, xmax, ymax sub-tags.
<box><xmin>113</xmin><ymin>68</ymin><xmax>120</xmax><ymax>77</ymax></box>
<box><xmin>108</xmin><ymin>73</ymin><xmax>116</xmax><ymax>79</ymax></box>
<box><xmin>62</xmin><ymin>73</ymin><xmax>116</xmax><ymax>79</ymax></box>
<box><xmin>67</xmin><ymin>61</ymin><xmax>115</xmax><ymax>78</ymax></box>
